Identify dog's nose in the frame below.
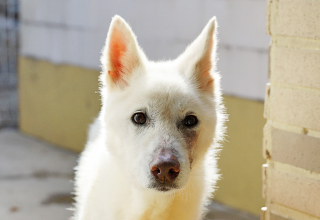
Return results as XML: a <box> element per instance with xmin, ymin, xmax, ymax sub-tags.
<box><xmin>150</xmin><ymin>154</ymin><xmax>180</xmax><ymax>183</ymax></box>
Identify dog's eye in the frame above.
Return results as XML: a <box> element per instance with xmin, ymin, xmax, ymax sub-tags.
<box><xmin>132</xmin><ymin>113</ymin><xmax>147</xmax><ymax>125</ymax></box>
<box><xmin>184</xmin><ymin>115</ymin><xmax>198</xmax><ymax>127</ymax></box>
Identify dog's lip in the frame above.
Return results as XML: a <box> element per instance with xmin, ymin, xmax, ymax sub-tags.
<box><xmin>149</xmin><ymin>182</ymin><xmax>178</xmax><ymax>192</ymax></box>
<box><xmin>156</xmin><ymin>186</ymin><xmax>170</xmax><ymax>192</ymax></box>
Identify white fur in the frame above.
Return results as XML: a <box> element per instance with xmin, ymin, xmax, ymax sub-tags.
<box><xmin>72</xmin><ymin>15</ymin><xmax>226</xmax><ymax>220</ymax></box>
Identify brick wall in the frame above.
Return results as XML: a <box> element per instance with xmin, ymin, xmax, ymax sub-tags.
<box><xmin>262</xmin><ymin>0</ymin><xmax>320</xmax><ymax>219</ymax></box>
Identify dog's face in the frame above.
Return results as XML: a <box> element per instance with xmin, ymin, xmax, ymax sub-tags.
<box><xmin>100</xmin><ymin>16</ymin><xmax>219</xmax><ymax>192</ymax></box>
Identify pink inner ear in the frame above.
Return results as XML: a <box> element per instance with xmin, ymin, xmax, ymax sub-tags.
<box><xmin>109</xmin><ymin>28</ymin><xmax>127</xmax><ymax>82</ymax></box>
<box><xmin>196</xmin><ymin>37</ymin><xmax>214</xmax><ymax>92</ymax></box>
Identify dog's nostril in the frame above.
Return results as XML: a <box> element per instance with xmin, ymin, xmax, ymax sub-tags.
<box><xmin>168</xmin><ymin>168</ymin><xmax>180</xmax><ymax>180</ymax></box>
<box><xmin>151</xmin><ymin>168</ymin><xmax>161</xmax><ymax>179</ymax></box>
<box><xmin>151</xmin><ymin>167</ymin><xmax>160</xmax><ymax>172</ymax></box>
<box><xmin>169</xmin><ymin>168</ymin><xmax>178</xmax><ymax>174</ymax></box>
<box><xmin>169</xmin><ymin>167</ymin><xmax>180</xmax><ymax>173</ymax></box>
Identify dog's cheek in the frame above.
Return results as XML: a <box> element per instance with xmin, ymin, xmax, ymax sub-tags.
<box><xmin>129</xmin><ymin>134</ymin><xmax>156</xmax><ymax>187</ymax></box>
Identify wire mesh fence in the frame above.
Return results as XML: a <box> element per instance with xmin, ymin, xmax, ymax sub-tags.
<box><xmin>0</xmin><ymin>0</ymin><xmax>19</xmax><ymax>128</ymax></box>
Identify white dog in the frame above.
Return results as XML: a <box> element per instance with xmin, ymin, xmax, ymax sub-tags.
<box><xmin>72</xmin><ymin>15</ymin><xmax>225</xmax><ymax>220</ymax></box>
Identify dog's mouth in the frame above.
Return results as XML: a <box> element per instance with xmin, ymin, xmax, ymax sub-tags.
<box><xmin>148</xmin><ymin>181</ymin><xmax>178</xmax><ymax>192</ymax></box>
<box><xmin>156</xmin><ymin>187</ymin><xmax>170</xmax><ymax>192</ymax></box>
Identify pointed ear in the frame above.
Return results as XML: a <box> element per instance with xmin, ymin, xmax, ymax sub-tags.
<box><xmin>176</xmin><ymin>17</ymin><xmax>217</xmax><ymax>93</ymax></box>
<box><xmin>101</xmin><ymin>15</ymin><xmax>146</xmax><ymax>89</ymax></box>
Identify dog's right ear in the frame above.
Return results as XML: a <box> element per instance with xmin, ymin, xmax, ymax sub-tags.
<box><xmin>101</xmin><ymin>15</ymin><xmax>146</xmax><ymax>90</ymax></box>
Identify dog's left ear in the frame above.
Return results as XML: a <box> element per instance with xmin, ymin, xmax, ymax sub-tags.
<box><xmin>101</xmin><ymin>15</ymin><xmax>147</xmax><ymax>90</ymax></box>
<box><xmin>176</xmin><ymin>17</ymin><xmax>217</xmax><ymax>93</ymax></box>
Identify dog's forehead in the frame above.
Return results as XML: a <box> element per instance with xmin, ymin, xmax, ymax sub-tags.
<box><xmin>122</xmin><ymin>62</ymin><xmax>203</xmax><ymax>115</ymax></box>
<box><xmin>142</xmin><ymin>74</ymin><xmax>198</xmax><ymax>114</ymax></box>
<box><xmin>144</xmin><ymin>64</ymin><xmax>188</xmax><ymax>93</ymax></box>
<box><xmin>147</xmin><ymin>89</ymin><xmax>189</xmax><ymax>112</ymax></box>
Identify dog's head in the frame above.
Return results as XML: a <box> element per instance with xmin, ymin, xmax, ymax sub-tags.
<box><xmin>100</xmin><ymin>16</ymin><xmax>222</xmax><ymax>192</ymax></box>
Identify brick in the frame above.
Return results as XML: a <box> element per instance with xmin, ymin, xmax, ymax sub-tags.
<box><xmin>20</xmin><ymin>24</ymin><xmax>50</xmax><ymax>60</ymax></box>
<box><xmin>20</xmin><ymin>0</ymin><xmax>36</xmax><ymax>22</ymax></box>
<box><xmin>46</xmin><ymin>0</ymin><xmax>65</xmax><ymax>25</ymax></box>
<box><xmin>20</xmin><ymin>0</ymin><xmax>48</xmax><ymax>23</ymax></box>
<box><xmin>98</xmin><ymin>0</ymin><xmax>270</xmax><ymax>50</ymax></box>
<box><xmin>271</xmin><ymin>47</ymin><xmax>320</xmax><ymax>89</ymax></box>
<box><xmin>269</xmin><ymin>169</ymin><xmax>320</xmax><ymax>218</ymax></box>
<box><xmin>263</xmin><ymin>84</ymin><xmax>270</xmax><ymax>119</ymax></box>
<box><xmin>274</xmin><ymin>36</ymin><xmax>320</xmax><ymax>51</ymax></box>
<box><xmin>213</xmin><ymin>0</ymin><xmax>270</xmax><ymax>49</ymax></box>
<box><xmin>64</xmin><ymin>29</ymin><xmax>83</xmax><ymax>66</ymax></box>
<box><xmin>273</xmin><ymin>0</ymin><xmax>320</xmax><ymax>39</ymax></box>
<box><xmin>272</xmin><ymin>128</ymin><xmax>320</xmax><ymax>172</ymax></box>
<box><xmin>267</xmin><ymin>0</ymin><xmax>275</xmax><ymax>36</ymax></box>
<box><xmin>48</xmin><ymin>27</ymin><xmax>64</xmax><ymax>64</ymax></box>
<box><xmin>262</xmin><ymin>164</ymin><xmax>268</xmax><ymax>199</ymax></box>
<box><xmin>269</xmin><ymin>203</ymin><xmax>320</xmax><ymax>220</ymax></box>
<box><xmin>65</xmin><ymin>0</ymin><xmax>101</xmax><ymax>29</ymax></box>
<box><xmin>269</xmin><ymin>85</ymin><xmax>320</xmax><ymax>131</ymax></box>
<box><xmin>80</xmin><ymin>31</ymin><xmax>104</xmax><ymax>70</ymax></box>
<box><xmin>270</xmin><ymin>213</ymin><xmax>289</xmax><ymax>220</ymax></box>
<box><xmin>266</xmin><ymin>0</ymin><xmax>271</xmax><ymax>35</ymax></box>
<box><xmin>261</xmin><ymin>207</ymin><xmax>267</xmax><ymax>220</ymax></box>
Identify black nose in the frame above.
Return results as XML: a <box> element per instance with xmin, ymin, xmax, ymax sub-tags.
<box><xmin>150</xmin><ymin>154</ymin><xmax>180</xmax><ymax>183</ymax></box>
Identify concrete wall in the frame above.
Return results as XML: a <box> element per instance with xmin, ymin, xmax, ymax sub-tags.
<box><xmin>215</xmin><ymin>96</ymin><xmax>266</xmax><ymax>214</ymax></box>
<box><xmin>19</xmin><ymin>0</ymin><xmax>270</xmax><ymax>215</ymax></box>
<box><xmin>19</xmin><ymin>57</ymin><xmax>101</xmax><ymax>152</ymax></box>
<box><xmin>20</xmin><ymin>0</ymin><xmax>269</xmax><ymax>100</ymax></box>
<box><xmin>262</xmin><ymin>0</ymin><xmax>320</xmax><ymax>219</ymax></box>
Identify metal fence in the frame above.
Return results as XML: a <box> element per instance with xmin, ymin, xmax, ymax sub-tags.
<box><xmin>0</xmin><ymin>0</ymin><xmax>18</xmax><ymax>128</ymax></box>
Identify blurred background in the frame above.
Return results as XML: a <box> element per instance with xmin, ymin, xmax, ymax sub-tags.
<box><xmin>1</xmin><ymin>0</ymin><xmax>270</xmax><ymax>219</ymax></box>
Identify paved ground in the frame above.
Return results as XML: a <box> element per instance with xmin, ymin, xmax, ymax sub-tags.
<box><xmin>0</xmin><ymin>129</ymin><xmax>259</xmax><ymax>220</ymax></box>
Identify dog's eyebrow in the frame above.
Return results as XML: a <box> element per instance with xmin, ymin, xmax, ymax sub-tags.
<box><xmin>133</xmin><ymin>108</ymin><xmax>147</xmax><ymax>113</ymax></box>
<box><xmin>185</xmin><ymin>111</ymin><xmax>196</xmax><ymax>116</ymax></box>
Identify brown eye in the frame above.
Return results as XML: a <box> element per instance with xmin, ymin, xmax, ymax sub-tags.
<box><xmin>184</xmin><ymin>115</ymin><xmax>198</xmax><ymax>127</ymax></box>
<box><xmin>132</xmin><ymin>113</ymin><xmax>147</xmax><ymax>125</ymax></box>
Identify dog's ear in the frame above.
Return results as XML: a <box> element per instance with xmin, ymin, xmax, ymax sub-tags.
<box><xmin>101</xmin><ymin>15</ymin><xmax>146</xmax><ymax>89</ymax></box>
<box><xmin>176</xmin><ymin>17</ymin><xmax>217</xmax><ymax>93</ymax></box>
